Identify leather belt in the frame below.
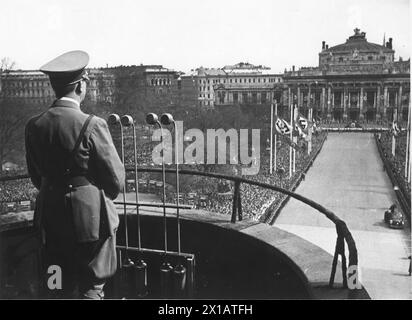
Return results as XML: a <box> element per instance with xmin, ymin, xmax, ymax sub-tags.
<box><xmin>42</xmin><ymin>176</ymin><xmax>92</xmax><ymax>191</ymax></box>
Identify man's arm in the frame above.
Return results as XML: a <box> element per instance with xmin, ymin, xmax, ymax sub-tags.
<box><xmin>89</xmin><ymin>117</ymin><xmax>125</xmax><ymax>200</ymax></box>
<box><xmin>25</xmin><ymin>122</ymin><xmax>41</xmax><ymax>190</ymax></box>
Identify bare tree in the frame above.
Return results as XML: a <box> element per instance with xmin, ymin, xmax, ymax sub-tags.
<box><xmin>0</xmin><ymin>99</ymin><xmax>36</xmax><ymax>173</ymax></box>
<box><xmin>0</xmin><ymin>57</ymin><xmax>16</xmax><ymax>71</ymax></box>
<box><xmin>0</xmin><ymin>57</ymin><xmax>36</xmax><ymax>173</ymax></box>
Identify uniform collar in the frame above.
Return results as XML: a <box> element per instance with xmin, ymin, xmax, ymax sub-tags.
<box><xmin>52</xmin><ymin>97</ymin><xmax>81</xmax><ymax>109</ymax></box>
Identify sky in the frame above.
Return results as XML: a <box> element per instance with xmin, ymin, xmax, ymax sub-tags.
<box><xmin>0</xmin><ymin>0</ymin><xmax>410</xmax><ymax>74</ymax></box>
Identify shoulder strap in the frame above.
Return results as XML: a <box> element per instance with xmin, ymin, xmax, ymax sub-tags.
<box><xmin>64</xmin><ymin>114</ymin><xmax>94</xmax><ymax>175</ymax></box>
<box><xmin>71</xmin><ymin>114</ymin><xmax>94</xmax><ymax>156</ymax></box>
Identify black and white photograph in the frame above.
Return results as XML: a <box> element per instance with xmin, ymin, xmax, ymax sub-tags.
<box><xmin>0</xmin><ymin>0</ymin><xmax>410</xmax><ymax>306</ymax></box>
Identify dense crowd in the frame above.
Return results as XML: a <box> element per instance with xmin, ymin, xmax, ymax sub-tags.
<box><xmin>378</xmin><ymin>131</ymin><xmax>411</xmax><ymax>197</ymax></box>
<box><xmin>1</xmin><ymin>127</ymin><xmax>327</xmax><ymax>221</ymax></box>
<box><xmin>163</xmin><ymin>131</ymin><xmax>327</xmax><ymax>220</ymax></box>
<box><xmin>0</xmin><ymin>131</ymin><xmax>327</xmax><ymax>219</ymax></box>
<box><xmin>0</xmin><ymin>170</ymin><xmax>37</xmax><ymax>214</ymax></box>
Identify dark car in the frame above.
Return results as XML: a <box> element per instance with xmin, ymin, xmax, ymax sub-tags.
<box><xmin>384</xmin><ymin>205</ymin><xmax>405</xmax><ymax>229</ymax></box>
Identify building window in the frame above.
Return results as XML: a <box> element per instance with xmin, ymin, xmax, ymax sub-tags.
<box><xmin>233</xmin><ymin>92</ymin><xmax>238</xmax><ymax>103</ymax></box>
<box><xmin>261</xmin><ymin>92</ymin><xmax>267</xmax><ymax>104</ymax></box>
<box><xmin>242</xmin><ymin>93</ymin><xmax>248</xmax><ymax>103</ymax></box>
<box><xmin>252</xmin><ymin>92</ymin><xmax>257</xmax><ymax>103</ymax></box>
<box><xmin>218</xmin><ymin>91</ymin><xmax>225</xmax><ymax>104</ymax></box>
<box><xmin>368</xmin><ymin>56</ymin><xmax>373</xmax><ymax>61</ymax></box>
<box><xmin>339</xmin><ymin>57</ymin><xmax>343</xmax><ymax>62</ymax></box>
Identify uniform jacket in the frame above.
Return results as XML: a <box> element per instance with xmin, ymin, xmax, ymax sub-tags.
<box><xmin>25</xmin><ymin>98</ymin><xmax>125</xmax><ymax>253</ymax></box>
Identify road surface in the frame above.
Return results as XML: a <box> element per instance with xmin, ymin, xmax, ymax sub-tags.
<box><xmin>276</xmin><ymin>133</ymin><xmax>411</xmax><ymax>299</ymax></box>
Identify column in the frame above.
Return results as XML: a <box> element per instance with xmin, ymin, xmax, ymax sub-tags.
<box><xmin>343</xmin><ymin>87</ymin><xmax>348</xmax><ymax>121</ymax></box>
<box><xmin>297</xmin><ymin>86</ymin><xmax>301</xmax><ymax>108</ymax></box>
<box><xmin>321</xmin><ymin>87</ymin><xmax>326</xmax><ymax>116</ymax></box>
<box><xmin>360</xmin><ymin>87</ymin><xmax>364</xmax><ymax>121</ymax></box>
<box><xmin>383</xmin><ymin>86</ymin><xmax>388</xmax><ymax>120</ymax></box>
<box><xmin>376</xmin><ymin>86</ymin><xmax>381</xmax><ymax>121</ymax></box>
<box><xmin>395</xmin><ymin>92</ymin><xmax>398</xmax><ymax>121</ymax></box>
<box><xmin>327</xmin><ymin>86</ymin><xmax>332</xmax><ymax>120</ymax></box>
<box><xmin>398</xmin><ymin>85</ymin><xmax>403</xmax><ymax>122</ymax></box>
<box><xmin>308</xmin><ymin>86</ymin><xmax>312</xmax><ymax>109</ymax></box>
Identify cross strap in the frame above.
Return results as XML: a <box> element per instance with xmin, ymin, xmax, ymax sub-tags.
<box><xmin>64</xmin><ymin>114</ymin><xmax>94</xmax><ymax>176</ymax></box>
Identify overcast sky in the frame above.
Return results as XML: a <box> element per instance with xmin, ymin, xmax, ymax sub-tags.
<box><xmin>1</xmin><ymin>0</ymin><xmax>410</xmax><ymax>73</ymax></box>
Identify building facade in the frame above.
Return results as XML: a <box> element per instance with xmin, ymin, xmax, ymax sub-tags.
<box><xmin>185</xmin><ymin>62</ymin><xmax>283</xmax><ymax>108</ymax></box>
<box><xmin>282</xmin><ymin>29</ymin><xmax>410</xmax><ymax>122</ymax></box>
<box><xmin>0</xmin><ymin>64</ymin><xmax>181</xmax><ymax>108</ymax></box>
<box><xmin>0</xmin><ymin>70</ymin><xmax>54</xmax><ymax>105</ymax></box>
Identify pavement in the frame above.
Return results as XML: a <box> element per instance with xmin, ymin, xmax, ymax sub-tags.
<box><xmin>276</xmin><ymin>132</ymin><xmax>411</xmax><ymax>300</ymax></box>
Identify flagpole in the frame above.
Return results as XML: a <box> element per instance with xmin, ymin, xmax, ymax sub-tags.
<box><xmin>274</xmin><ymin>100</ymin><xmax>278</xmax><ymax>172</ymax></box>
<box><xmin>392</xmin><ymin>109</ymin><xmax>397</xmax><ymax>157</ymax></box>
<box><xmin>270</xmin><ymin>100</ymin><xmax>273</xmax><ymax>175</ymax></box>
<box><xmin>293</xmin><ymin>104</ymin><xmax>297</xmax><ymax>173</ymax></box>
<box><xmin>406</xmin><ymin>100</ymin><xmax>411</xmax><ymax>180</ymax></box>
<box><xmin>308</xmin><ymin>107</ymin><xmax>313</xmax><ymax>155</ymax></box>
<box><xmin>289</xmin><ymin>88</ymin><xmax>293</xmax><ymax>178</ymax></box>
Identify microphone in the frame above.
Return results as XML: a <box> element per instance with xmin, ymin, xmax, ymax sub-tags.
<box><xmin>146</xmin><ymin>113</ymin><xmax>159</xmax><ymax>126</ymax></box>
<box><xmin>160</xmin><ymin>113</ymin><xmax>174</xmax><ymax>126</ymax></box>
<box><xmin>160</xmin><ymin>113</ymin><xmax>186</xmax><ymax>298</ymax></box>
<box><xmin>120</xmin><ymin>115</ymin><xmax>134</xmax><ymax>127</ymax></box>
<box><xmin>107</xmin><ymin>113</ymin><xmax>121</xmax><ymax>125</ymax></box>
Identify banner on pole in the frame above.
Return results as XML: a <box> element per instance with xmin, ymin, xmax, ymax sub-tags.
<box><xmin>391</xmin><ymin>120</ymin><xmax>400</xmax><ymax>137</ymax></box>
<box><xmin>274</xmin><ymin>117</ymin><xmax>293</xmax><ymax>136</ymax></box>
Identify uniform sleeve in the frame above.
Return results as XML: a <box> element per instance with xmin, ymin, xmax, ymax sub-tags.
<box><xmin>89</xmin><ymin>117</ymin><xmax>125</xmax><ymax>200</ymax></box>
<box><xmin>25</xmin><ymin>121</ymin><xmax>41</xmax><ymax>190</ymax></box>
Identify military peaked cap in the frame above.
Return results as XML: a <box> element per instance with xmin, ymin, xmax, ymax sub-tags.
<box><xmin>40</xmin><ymin>50</ymin><xmax>89</xmax><ymax>86</ymax></box>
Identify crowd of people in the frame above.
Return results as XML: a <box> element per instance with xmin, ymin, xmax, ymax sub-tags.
<box><xmin>162</xmin><ymin>131</ymin><xmax>327</xmax><ymax>220</ymax></box>
<box><xmin>0</xmin><ymin>170</ymin><xmax>37</xmax><ymax>214</ymax></box>
<box><xmin>378</xmin><ymin>131</ymin><xmax>411</xmax><ymax>197</ymax></box>
<box><xmin>1</xmin><ymin>123</ymin><xmax>327</xmax><ymax>221</ymax></box>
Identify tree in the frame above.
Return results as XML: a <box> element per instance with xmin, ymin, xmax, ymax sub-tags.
<box><xmin>0</xmin><ymin>57</ymin><xmax>16</xmax><ymax>72</ymax></box>
<box><xmin>0</xmin><ymin>98</ymin><xmax>42</xmax><ymax>172</ymax></box>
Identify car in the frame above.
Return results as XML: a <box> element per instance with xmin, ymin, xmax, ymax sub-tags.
<box><xmin>384</xmin><ymin>205</ymin><xmax>405</xmax><ymax>229</ymax></box>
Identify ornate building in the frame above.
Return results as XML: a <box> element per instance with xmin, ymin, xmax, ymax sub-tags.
<box><xmin>186</xmin><ymin>62</ymin><xmax>283</xmax><ymax>108</ymax></box>
<box><xmin>282</xmin><ymin>28</ymin><xmax>410</xmax><ymax>122</ymax></box>
<box><xmin>0</xmin><ymin>64</ymin><xmax>181</xmax><ymax>107</ymax></box>
<box><xmin>0</xmin><ymin>70</ymin><xmax>53</xmax><ymax>105</ymax></box>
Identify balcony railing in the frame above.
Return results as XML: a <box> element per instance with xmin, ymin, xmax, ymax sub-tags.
<box><xmin>1</xmin><ymin>166</ymin><xmax>358</xmax><ymax>289</ymax></box>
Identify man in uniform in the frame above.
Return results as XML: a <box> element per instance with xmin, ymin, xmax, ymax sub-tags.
<box><xmin>25</xmin><ymin>50</ymin><xmax>125</xmax><ymax>299</ymax></box>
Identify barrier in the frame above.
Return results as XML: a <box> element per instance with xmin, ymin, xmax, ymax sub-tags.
<box><xmin>0</xmin><ymin>153</ymin><xmax>359</xmax><ymax>290</ymax></box>
<box><xmin>261</xmin><ymin>132</ymin><xmax>327</xmax><ymax>225</ymax></box>
<box><xmin>374</xmin><ymin>134</ymin><xmax>411</xmax><ymax>224</ymax></box>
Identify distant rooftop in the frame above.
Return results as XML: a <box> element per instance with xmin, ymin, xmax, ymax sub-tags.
<box><xmin>323</xmin><ymin>28</ymin><xmax>393</xmax><ymax>53</ymax></box>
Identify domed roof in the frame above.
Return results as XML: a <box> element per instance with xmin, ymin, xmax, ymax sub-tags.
<box><xmin>324</xmin><ymin>29</ymin><xmax>393</xmax><ymax>53</ymax></box>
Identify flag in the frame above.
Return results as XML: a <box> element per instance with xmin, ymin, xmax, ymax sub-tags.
<box><xmin>297</xmin><ymin>115</ymin><xmax>309</xmax><ymax>131</ymax></box>
<box><xmin>391</xmin><ymin>120</ymin><xmax>400</xmax><ymax>137</ymax></box>
<box><xmin>312</xmin><ymin>120</ymin><xmax>317</xmax><ymax>133</ymax></box>
<box><xmin>294</xmin><ymin>123</ymin><xmax>307</xmax><ymax>138</ymax></box>
<box><xmin>293</xmin><ymin>113</ymin><xmax>309</xmax><ymax>138</ymax></box>
<box><xmin>274</xmin><ymin>117</ymin><xmax>292</xmax><ymax>136</ymax></box>
<box><xmin>274</xmin><ymin>116</ymin><xmax>300</xmax><ymax>150</ymax></box>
